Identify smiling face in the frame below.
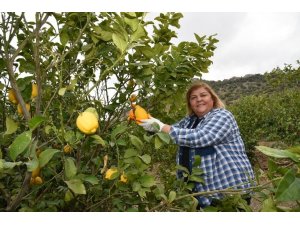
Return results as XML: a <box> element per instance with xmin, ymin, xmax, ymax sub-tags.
<box><xmin>189</xmin><ymin>87</ymin><xmax>214</xmax><ymax>117</ymax></box>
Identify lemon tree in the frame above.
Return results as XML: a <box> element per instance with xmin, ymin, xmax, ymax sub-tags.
<box><xmin>0</xmin><ymin>12</ymin><xmax>219</xmax><ymax>212</ymax></box>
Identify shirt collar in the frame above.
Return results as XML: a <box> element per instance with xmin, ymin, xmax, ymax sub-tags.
<box><xmin>189</xmin><ymin>108</ymin><xmax>217</xmax><ymax>120</ymax></box>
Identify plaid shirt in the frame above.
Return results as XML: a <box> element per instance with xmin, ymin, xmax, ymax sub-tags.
<box><xmin>169</xmin><ymin>108</ymin><xmax>255</xmax><ymax>207</ymax></box>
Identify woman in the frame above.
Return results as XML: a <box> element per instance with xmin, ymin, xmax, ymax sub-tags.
<box><xmin>140</xmin><ymin>81</ymin><xmax>255</xmax><ymax>208</ymax></box>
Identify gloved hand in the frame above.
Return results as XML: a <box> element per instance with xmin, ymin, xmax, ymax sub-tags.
<box><xmin>139</xmin><ymin>116</ymin><xmax>165</xmax><ymax>132</ymax></box>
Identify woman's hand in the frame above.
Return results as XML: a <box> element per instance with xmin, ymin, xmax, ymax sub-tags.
<box><xmin>139</xmin><ymin>116</ymin><xmax>165</xmax><ymax>132</ymax></box>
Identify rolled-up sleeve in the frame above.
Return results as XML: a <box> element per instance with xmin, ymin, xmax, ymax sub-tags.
<box><xmin>169</xmin><ymin>110</ymin><xmax>232</xmax><ymax>148</ymax></box>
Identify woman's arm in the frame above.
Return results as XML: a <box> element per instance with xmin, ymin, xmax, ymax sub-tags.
<box><xmin>169</xmin><ymin>110</ymin><xmax>233</xmax><ymax>148</ymax></box>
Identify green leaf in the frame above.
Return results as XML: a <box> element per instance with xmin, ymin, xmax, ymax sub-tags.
<box><xmin>26</xmin><ymin>158</ymin><xmax>39</xmax><ymax>172</ymax></box>
<box><xmin>139</xmin><ymin>175</ymin><xmax>155</xmax><ymax>188</ymax></box>
<box><xmin>256</xmin><ymin>146</ymin><xmax>300</xmax><ymax>162</ymax></box>
<box><xmin>91</xmin><ymin>135</ymin><xmax>105</xmax><ymax>146</ymax></box>
<box><xmin>138</xmin><ymin>154</ymin><xmax>151</xmax><ymax>164</ymax></box>
<box><xmin>82</xmin><ymin>43</ymin><xmax>93</xmax><ymax>52</ymax></box>
<box><xmin>67</xmin><ymin>78</ymin><xmax>78</xmax><ymax>91</ymax></box>
<box><xmin>38</xmin><ymin>148</ymin><xmax>60</xmax><ymax>168</ymax></box>
<box><xmin>58</xmin><ymin>87</ymin><xmax>67</xmax><ymax>96</ymax></box>
<box><xmin>129</xmin><ymin>135</ymin><xmax>143</xmax><ymax>150</ymax></box>
<box><xmin>124</xmin><ymin>148</ymin><xmax>138</xmax><ymax>158</ymax></box>
<box><xmin>60</xmin><ymin>30</ymin><xmax>69</xmax><ymax>46</ymax></box>
<box><xmin>124</xmin><ymin>17</ymin><xmax>139</xmax><ymax>31</ymax></box>
<box><xmin>16</xmin><ymin>76</ymin><xmax>33</xmax><ymax>91</ymax></box>
<box><xmin>82</xmin><ymin>175</ymin><xmax>99</xmax><ymax>185</ymax></box>
<box><xmin>64</xmin><ymin>157</ymin><xmax>77</xmax><ymax>180</ymax></box>
<box><xmin>132</xmin><ymin>181</ymin><xmax>141</xmax><ymax>192</ymax></box>
<box><xmin>28</xmin><ymin>115</ymin><xmax>45</xmax><ymax>131</ymax></box>
<box><xmin>131</xmin><ymin>24</ymin><xmax>146</xmax><ymax>42</ymax></box>
<box><xmin>192</xmin><ymin>155</ymin><xmax>201</xmax><ymax>167</ymax></box>
<box><xmin>116</xmin><ymin>138</ymin><xmax>127</xmax><ymax>146</ymax></box>
<box><xmin>138</xmin><ymin>188</ymin><xmax>150</xmax><ymax>198</ymax></box>
<box><xmin>261</xmin><ymin>197</ymin><xmax>277</xmax><ymax>212</ymax></box>
<box><xmin>93</xmin><ymin>26</ymin><xmax>112</xmax><ymax>41</ymax></box>
<box><xmin>111</xmin><ymin>124</ymin><xmax>127</xmax><ymax>140</ymax></box>
<box><xmin>0</xmin><ymin>159</ymin><xmax>3</xmax><ymax>171</ymax></box>
<box><xmin>275</xmin><ymin>168</ymin><xmax>300</xmax><ymax>201</ymax></box>
<box><xmin>9</xmin><ymin>131</ymin><xmax>32</xmax><ymax>161</ymax></box>
<box><xmin>4</xmin><ymin>117</ymin><xmax>18</xmax><ymax>135</ymax></box>
<box><xmin>143</xmin><ymin>133</ymin><xmax>153</xmax><ymax>143</ymax></box>
<box><xmin>112</xmin><ymin>33</ymin><xmax>127</xmax><ymax>53</ymax></box>
<box><xmin>65</xmin><ymin>179</ymin><xmax>86</xmax><ymax>195</ymax></box>
<box><xmin>168</xmin><ymin>191</ymin><xmax>176</xmax><ymax>203</ymax></box>
<box><xmin>0</xmin><ymin>159</ymin><xmax>23</xmax><ymax>171</ymax></box>
<box><xmin>176</xmin><ymin>165</ymin><xmax>190</xmax><ymax>174</ymax></box>
<box><xmin>156</xmin><ymin>132</ymin><xmax>170</xmax><ymax>144</ymax></box>
<box><xmin>64</xmin><ymin>190</ymin><xmax>74</xmax><ymax>202</ymax></box>
<box><xmin>189</xmin><ymin>175</ymin><xmax>204</xmax><ymax>184</ymax></box>
<box><xmin>154</xmin><ymin>136</ymin><xmax>163</xmax><ymax>149</ymax></box>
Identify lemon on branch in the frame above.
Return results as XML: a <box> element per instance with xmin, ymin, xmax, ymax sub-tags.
<box><xmin>63</xmin><ymin>144</ymin><xmax>72</xmax><ymax>154</ymax></box>
<box><xmin>105</xmin><ymin>168</ymin><xmax>118</xmax><ymax>180</ymax></box>
<box><xmin>120</xmin><ymin>172</ymin><xmax>128</xmax><ymax>183</ymax></box>
<box><xmin>76</xmin><ymin>111</ymin><xmax>99</xmax><ymax>135</ymax></box>
<box><xmin>128</xmin><ymin>104</ymin><xmax>150</xmax><ymax>124</ymax></box>
<box><xmin>8</xmin><ymin>89</ymin><xmax>18</xmax><ymax>104</ymax></box>
<box><xmin>31</xmin><ymin>83</ymin><xmax>38</xmax><ymax>99</ymax></box>
<box><xmin>17</xmin><ymin>103</ymin><xmax>30</xmax><ymax>116</ymax></box>
<box><xmin>34</xmin><ymin>176</ymin><xmax>43</xmax><ymax>185</ymax></box>
<box><xmin>84</xmin><ymin>107</ymin><xmax>99</xmax><ymax>120</ymax></box>
<box><xmin>31</xmin><ymin>166</ymin><xmax>40</xmax><ymax>178</ymax></box>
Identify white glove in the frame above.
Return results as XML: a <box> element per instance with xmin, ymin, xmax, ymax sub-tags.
<box><xmin>139</xmin><ymin>116</ymin><xmax>165</xmax><ymax>132</ymax></box>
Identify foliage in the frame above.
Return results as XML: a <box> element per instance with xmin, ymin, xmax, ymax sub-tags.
<box><xmin>254</xmin><ymin>145</ymin><xmax>300</xmax><ymax>212</ymax></box>
<box><xmin>229</xmin><ymin>89</ymin><xmax>300</xmax><ymax>152</ymax></box>
<box><xmin>0</xmin><ymin>12</ymin><xmax>218</xmax><ymax>212</ymax></box>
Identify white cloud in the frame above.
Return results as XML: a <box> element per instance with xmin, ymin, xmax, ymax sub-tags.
<box><xmin>175</xmin><ymin>12</ymin><xmax>300</xmax><ymax>81</ymax></box>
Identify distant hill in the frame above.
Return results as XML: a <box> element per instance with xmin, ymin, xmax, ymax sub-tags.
<box><xmin>204</xmin><ymin>74</ymin><xmax>267</xmax><ymax>105</ymax></box>
<box><xmin>204</xmin><ymin>73</ymin><xmax>297</xmax><ymax>105</ymax></box>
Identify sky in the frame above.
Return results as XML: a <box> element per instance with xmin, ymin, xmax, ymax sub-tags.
<box><xmin>3</xmin><ymin>2</ymin><xmax>300</xmax><ymax>82</ymax></box>
<box><xmin>164</xmin><ymin>12</ymin><xmax>300</xmax><ymax>81</ymax></box>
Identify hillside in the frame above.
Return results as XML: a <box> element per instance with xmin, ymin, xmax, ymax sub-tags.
<box><xmin>205</xmin><ymin>73</ymin><xmax>295</xmax><ymax>105</ymax></box>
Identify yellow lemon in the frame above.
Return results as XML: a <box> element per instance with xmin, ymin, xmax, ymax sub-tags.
<box><xmin>31</xmin><ymin>83</ymin><xmax>38</xmax><ymax>99</ymax></box>
<box><xmin>105</xmin><ymin>168</ymin><xmax>118</xmax><ymax>180</ymax></box>
<box><xmin>120</xmin><ymin>173</ymin><xmax>128</xmax><ymax>183</ymax></box>
<box><xmin>17</xmin><ymin>103</ymin><xmax>30</xmax><ymax>115</ymax></box>
<box><xmin>134</xmin><ymin>105</ymin><xmax>150</xmax><ymax>124</ymax></box>
<box><xmin>76</xmin><ymin>111</ymin><xmax>99</xmax><ymax>134</ymax></box>
<box><xmin>8</xmin><ymin>89</ymin><xmax>18</xmax><ymax>104</ymax></box>
<box><xmin>84</xmin><ymin>107</ymin><xmax>99</xmax><ymax>120</ymax></box>
<box><xmin>127</xmin><ymin>109</ymin><xmax>135</xmax><ymax>121</ymax></box>
<box><xmin>63</xmin><ymin>144</ymin><xmax>72</xmax><ymax>154</ymax></box>
<box><xmin>34</xmin><ymin>176</ymin><xmax>43</xmax><ymax>185</ymax></box>
<box><xmin>31</xmin><ymin>166</ymin><xmax>40</xmax><ymax>178</ymax></box>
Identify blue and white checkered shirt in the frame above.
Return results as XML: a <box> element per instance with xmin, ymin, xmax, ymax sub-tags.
<box><xmin>169</xmin><ymin>108</ymin><xmax>255</xmax><ymax>207</ymax></box>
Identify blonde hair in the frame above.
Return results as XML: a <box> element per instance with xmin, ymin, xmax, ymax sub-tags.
<box><xmin>186</xmin><ymin>81</ymin><xmax>225</xmax><ymax>115</ymax></box>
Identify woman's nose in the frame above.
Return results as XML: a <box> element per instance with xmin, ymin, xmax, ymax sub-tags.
<box><xmin>196</xmin><ymin>96</ymin><xmax>202</xmax><ymax>101</ymax></box>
